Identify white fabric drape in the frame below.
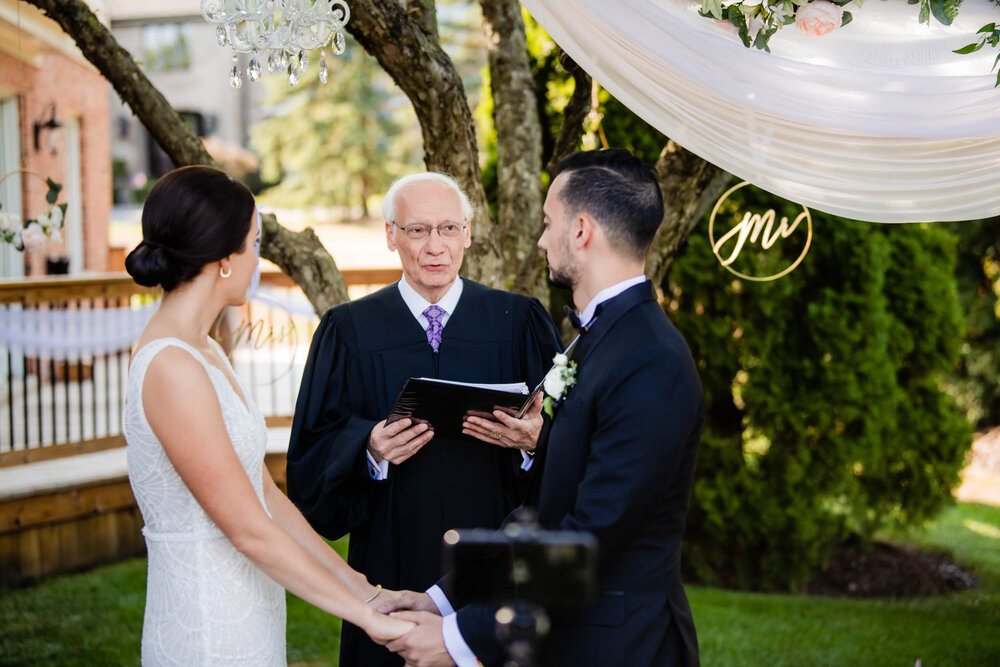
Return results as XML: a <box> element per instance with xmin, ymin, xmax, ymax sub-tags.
<box><xmin>521</xmin><ymin>0</ymin><xmax>1000</xmax><ymax>222</ymax></box>
<box><xmin>0</xmin><ymin>302</ymin><xmax>157</xmax><ymax>360</ymax></box>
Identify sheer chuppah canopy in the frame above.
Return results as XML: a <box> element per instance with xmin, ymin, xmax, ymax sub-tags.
<box><xmin>521</xmin><ymin>0</ymin><xmax>1000</xmax><ymax>222</ymax></box>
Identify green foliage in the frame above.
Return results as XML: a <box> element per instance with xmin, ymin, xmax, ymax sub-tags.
<box><xmin>945</xmin><ymin>216</ymin><xmax>1000</xmax><ymax>428</ymax></box>
<box><xmin>251</xmin><ymin>35</ymin><xmax>420</xmax><ymax>216</ymax></box>
<box><xmin>669</xmin><ymin>195</ymin><xmax>971</xmax><ymax>589</ymax></box>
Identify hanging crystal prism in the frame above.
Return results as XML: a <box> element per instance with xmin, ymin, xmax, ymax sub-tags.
<box><xmin>229</xmin><ymin>49</ymin><xmax>242</xmax><ymax>88</ymax></box>
<box><xmin>267</xmin><ymin>51</ymin><xmax>277</xmax><ymax>73</ymax></box>
<box><xmin>216</xmin><ymin>26</ymin><xmax>228</xmax><ymax>47</ymax></box>
<box><xmin>319</xmin><ymin>49</ymin><xmax>328</xmax><ymax>84</ymax></box>
<box><xmin>287</xmin><ymin>63</ymin><xmax>299</xmax><ymax>86</ymax></box>
<box><xmin>333</xmin><ymin>32</ymin><xmax>346</xmax><ymax>55</ymax></box>
<box><xmin>248</xmin><ymin>52</ymin><xmax>262</xmax><ymax>82</ymax></box>
<box><xmin>298</xmin><ymin>50</ymin><xmax>309</xmax><ymax>73</ymax></box>
<box><xmin>277</xmin><ymin>50</ymin><xmax>289</xmax><ymax>70</ymax></box>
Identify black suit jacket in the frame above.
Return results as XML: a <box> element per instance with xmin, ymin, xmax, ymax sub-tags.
<box><xmin>456</xmin><ymin>281</ymin><xmax>704</xmax><ymax>667</ymax></box>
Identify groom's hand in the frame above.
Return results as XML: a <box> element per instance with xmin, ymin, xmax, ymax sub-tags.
<box><xmin>376</xmin><ymin>590</ymin><xmax>440</xmax><ymax>615</ymax></box>
<box><xmin>462</xmin><ymin>391</ymin><xmax>543</xmax><ymax>452</ymax></box>
<box><xmin>368</xmin><ymin>418</ymin><xmax>434</xmax><ymax>465</ymax></box>
<box><xmin>386</xmin><ymin>611</ymin><xmax>454</xmax><ymax>667</ymax></box>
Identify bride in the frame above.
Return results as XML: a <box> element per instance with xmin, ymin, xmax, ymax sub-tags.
<box><xmin>122</xmin><ymin>165</ymin><xmax>412</xmax><ymax>665</ymax></box>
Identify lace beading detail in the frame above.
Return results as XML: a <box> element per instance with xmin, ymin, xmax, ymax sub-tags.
<box><xmin>123</xmin><ymin>337</ymin><xmax>286</xmax><ymax>666</ymax></box>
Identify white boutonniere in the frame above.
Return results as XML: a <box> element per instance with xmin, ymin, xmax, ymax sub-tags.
<box><xmin>542</xmin><ymin>352</ymin><xmax>577</xmax><ymax>418</ymax></box>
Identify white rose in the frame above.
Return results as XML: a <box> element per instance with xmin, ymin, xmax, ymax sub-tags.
<box><xmin>553</xmin><ymin>353</ymin><xmax>568</xmax><ymax>366</ymax></box>
<box><xmin>50</xmin><ymin>228</ymin><xmax>63</xmax><ymax>244</ymax></box>
<box><xmin>0</xmin><ymin>211</ymin><xmax>20</xmax><ymax>232</ymax></box>
<box><xmin>49</xmin><ymin>205</ymin><xmax>63</xmax><ymax>228</ymax></box>
<box><xmin>544</xmin><ymin>369</ymin><xmax>566</xmax><ymax>399</ymax></box>
<box><xmin>795</xmin><ymin>0</ymin><xmax>843</xmax><ymax>37</ymax></box>
<box><xmin>36</xmin><ymin>212</ymin><xmax>50</xmax><ymax>232</ymax></box>
<box><xmin>21</xmin><ymin>222</ymin><xmax>46</xmax><ymax>251</ymax></box>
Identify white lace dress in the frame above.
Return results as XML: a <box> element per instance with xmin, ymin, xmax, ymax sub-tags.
<box><xmin>123</xmin><ymin>337</ymin><xmax>286</xmax><ymax>666</ymax></box>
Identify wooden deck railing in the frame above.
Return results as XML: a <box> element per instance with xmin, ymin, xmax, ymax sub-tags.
<box><xmin>0</xmin><ymin>268</ymin><xmax>401</xmax><ymax>467</ymax></box>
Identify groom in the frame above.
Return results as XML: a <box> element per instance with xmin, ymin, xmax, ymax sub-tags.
<box><xmin>383</xmin><ymin>149</ymin><xmax>705</xmax><ymax>667</ymax></box>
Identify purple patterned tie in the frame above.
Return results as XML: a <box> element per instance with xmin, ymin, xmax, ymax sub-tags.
<box><xmin>423</xmin><ymin>305</ymin><xmax>445</xmax><ymax>352</ymax></box>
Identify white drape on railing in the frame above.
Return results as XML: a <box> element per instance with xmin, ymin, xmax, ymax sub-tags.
<box><xmin>521</xmin><ymin>0</ymin><xmax>1000</xmax><ymax>222</ymax></box>
<box><xmin>0</xmin><ymin>302</ymin><xmax>158</xmax><ymax>360</ymax></box>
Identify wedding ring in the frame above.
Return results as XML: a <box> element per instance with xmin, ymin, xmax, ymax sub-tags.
<box><xmin>492</xmin><ymin>432</ymin><xmax>502</xmax><ymax>440</ymax></box>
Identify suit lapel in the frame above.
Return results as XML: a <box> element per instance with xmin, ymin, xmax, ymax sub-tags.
<box><xmin>569</xmin><ymin>281</ymin><xmax>656</xmax><ymax>366</ymax></box>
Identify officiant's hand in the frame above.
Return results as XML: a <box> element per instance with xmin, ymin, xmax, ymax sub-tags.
<box><xmin>368</xmin><ymin>418</ymin><xmax>434</xmax><ymax>465</ymax></box>
<box><xmin>386</xmin><ymin>611</ymin><xmax>454</xmax><ymax>667</ymax></box>
<box><xmin>462</xmin><ymin>391</ymin><xmax>543</xmax><ymax>452</ymax></box>
<box><xmin>375</xmin><ymin>590</ymin><xmax>440</xmax><ymax>616</ymax></box>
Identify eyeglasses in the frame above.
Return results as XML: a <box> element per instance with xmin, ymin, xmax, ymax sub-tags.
<box><xmin>393</xmin><ymin>222</ymin><xmax>467</xmax><ymax>240</ymax></box>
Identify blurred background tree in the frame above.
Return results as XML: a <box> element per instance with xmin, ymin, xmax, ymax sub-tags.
<box><xmin>947</xmin><ymin>217</ymin><xmax>1000</xmax><ymax>430</ymax></box>
<box><xmin>251</xmin><ymin>35</ymin><xmax>419</xmax><ymax>217</ymax></box>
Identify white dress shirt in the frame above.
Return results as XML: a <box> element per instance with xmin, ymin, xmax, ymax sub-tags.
<box><xmin>436</xmin><ymin>275</ymin><xmax>651</xmax><ymax>666</ymax></box>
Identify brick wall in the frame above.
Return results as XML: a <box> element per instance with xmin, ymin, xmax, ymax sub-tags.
<box><xmin>0</xmin><ymin>48</ymin><xmax>111</xmax><ymax>275</ymax></box>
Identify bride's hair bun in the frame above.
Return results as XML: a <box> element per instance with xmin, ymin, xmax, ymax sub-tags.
<box><xmin>124</xmin><ymin>166</ymin><xmax>255</xmax><ymax>292</ymax></box>
<box><xmin>125</xmin><ymin>241</ymin><xmax>177</xmax><ymax>290</ymax></box>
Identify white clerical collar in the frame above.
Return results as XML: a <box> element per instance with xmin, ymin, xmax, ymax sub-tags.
<box><xmin>397</xmin><ymin>275</ymin><xmax>464</xmax><ymax>327</ymax></box>
<box><xmin>578</xmin><ymin>275</ymin><xmax>647</xmax><ymax>328</ymax></box>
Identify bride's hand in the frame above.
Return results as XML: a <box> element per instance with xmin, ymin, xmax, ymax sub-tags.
<box><xmin>363</xmin><ymin>607</ymin><xmax>414</xmax><ymax>645</ymax></box>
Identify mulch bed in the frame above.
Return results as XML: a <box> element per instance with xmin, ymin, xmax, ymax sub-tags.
<box><xmin>804</xmin><ymin>541</ymin><xmax>979</xmax><ymax>598</ymax></box>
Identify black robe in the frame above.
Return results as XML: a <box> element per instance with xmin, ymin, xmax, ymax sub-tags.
<box><xmin>286</xmin><ymin>279</ymin><xmax>562</xmax><ymax>667</ymax></box>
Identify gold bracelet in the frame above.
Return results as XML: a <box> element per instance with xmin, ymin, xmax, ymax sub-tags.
<box><xmin>364</xmin><ymin>584</ymin><xmax>382</xmax><ymax>604</ymax></box>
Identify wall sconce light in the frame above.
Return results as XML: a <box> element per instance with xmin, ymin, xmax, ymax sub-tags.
<box><xmin>33</xmin><ymin>103</ymin><xmax>62</xmax><ymax>153</ymax></box>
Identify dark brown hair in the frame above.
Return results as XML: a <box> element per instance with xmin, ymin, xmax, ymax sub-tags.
<box><xmin>125</xmin><ymin>166</ymin><xmax>254</xmax><ymax>291</ymax></box>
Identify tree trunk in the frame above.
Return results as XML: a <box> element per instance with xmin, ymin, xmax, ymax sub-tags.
<box><xmin>24</xmin><ymin>0</ymin><xmax>349</xmax><ymax>315</ymax></box>
<box><xmin>647</xmin><ymin>140</ymin><xmax>732</xmax><ymax>287</ymax></box>
<box><xmin>480</xmin><ymin>0</ymin><xmax>545</xmax><ymax>297</ymax></box>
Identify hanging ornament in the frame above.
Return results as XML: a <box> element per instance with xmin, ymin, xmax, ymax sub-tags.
<box><xmin>248</xmin><ymin>52</ymin><xmax>262</xmax><ymax>81</ymax></box>
<box><xmin>319</xmin><ymin>49</ymin><xmax>328</xmax><ymax>84</ymax></box>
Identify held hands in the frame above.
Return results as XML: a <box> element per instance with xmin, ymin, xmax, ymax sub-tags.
<box><xmin>375</xmin><ymin>591</ymin><xmax>454</xmax><ymax>666</ymax></box>
<box><xmin>368</xmin><ymin>418</ymin><xmax>434</xmax><ymax>465</ymax></box>
<box><xmin>462</xmin><ymin>391</ymin><xmax>543</xmax><ymax>453</ymax></box>
<box><xmin>386</xmin><ymin>612</ymin><xmax>454</xmax><ymax>667</ymax></box>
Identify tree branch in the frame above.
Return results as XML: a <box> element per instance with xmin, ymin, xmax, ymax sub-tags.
<box><xmin>647</xmin><ymin>140</ymin><xmax>732</xmax><ymax>286</ymax></box>
<box><xmin>544</xmin><ymin>50</ymin><xmax>591</xmax><ymax>178</ymax></box>
<box><xmin>24</xmin><ymin>0</ymin><xmax>348</xmax><ymax>314</ymax></box>
<box><xmin>405</xmin><ymin>0</ymin><xmax>438</xmax><ymax>41</ymax></box>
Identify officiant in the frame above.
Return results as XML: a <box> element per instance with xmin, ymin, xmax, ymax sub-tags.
<box><xmin>286</xmin><ymin>172</ymin><xmax>562</xmax><ymax>667</ymax></box>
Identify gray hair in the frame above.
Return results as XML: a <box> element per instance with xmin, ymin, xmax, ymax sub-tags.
<box><xmin>381</xmin><ymin>172</ymin><xmax>474</xmax><ymax>224</ymax></box>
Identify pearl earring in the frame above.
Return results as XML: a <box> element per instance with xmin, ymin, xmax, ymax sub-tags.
<box><xmin>220</xmin><ymin>264</ymin><xmax>232</xmax><ymax>278</ymax></box>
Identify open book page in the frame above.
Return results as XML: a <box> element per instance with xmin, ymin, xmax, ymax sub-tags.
<box><xmin>416</xmin><ymin>377</ymin><xmax>529</xmax><ymax>394</ymax></box>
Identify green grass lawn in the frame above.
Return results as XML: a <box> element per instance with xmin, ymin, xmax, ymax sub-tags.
<box><xmin>2</xmin><ymin>506</ymin><xmax>999</xmax><ymax>666</ymax></box>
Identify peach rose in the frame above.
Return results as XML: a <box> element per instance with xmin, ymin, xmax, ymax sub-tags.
<box><xmin>795</xmin><ymin>0</ymin><xmax>843</xmax><ymax>37</ymax></box>
<box><xmin>21</xmin><ymin>222</ymin><xmax>46</xmax><ymax>251</ymax></box>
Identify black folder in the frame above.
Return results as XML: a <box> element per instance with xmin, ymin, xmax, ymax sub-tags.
<box><xmin>386</xmin><ymin>377</ymin><xmax>538</xmax><ymax>439</ymax></box>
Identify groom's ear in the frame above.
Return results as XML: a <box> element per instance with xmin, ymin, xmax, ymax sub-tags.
<box><xmin>572</xmin><ymin>213</ymin><xmax>597</xmax><ymax>250</ymax></box>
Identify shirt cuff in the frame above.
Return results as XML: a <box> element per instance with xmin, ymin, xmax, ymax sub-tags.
<box><xmin>520</xmin><ymin>450</ymin><xmax>535</xmax><ymax>471</ymax></box>
<box><xmin>442</xmin><ymin>613</ymin><xmax>481</xmax><ymax>667</ymax></box>
<box><xmin>426</xmin><ymin>584</ymin><xmax>454</xmax><ymax>616</ymax></box>
<box><xmin>366</xmin><ymin>450</ymin><xmax>389</xmax><ymax>480</ymax></box>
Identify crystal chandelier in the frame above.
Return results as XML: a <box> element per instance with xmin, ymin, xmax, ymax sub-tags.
<box><xmin>200</xmin><ymin>0</ymin><xmax>350</xmax><ymax>89</ymax></box>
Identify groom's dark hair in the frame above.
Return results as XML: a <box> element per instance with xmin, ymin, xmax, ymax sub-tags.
<box><xmin>552</xmin><ymin>149</ymin><xmax>663</xmax><ymax>259</ymax></box>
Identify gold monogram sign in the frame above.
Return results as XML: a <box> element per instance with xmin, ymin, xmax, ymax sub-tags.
<box><xmin>708</xmin><ymin>181</ymin><xmax>812</xmax><ymax>282</ymax></box>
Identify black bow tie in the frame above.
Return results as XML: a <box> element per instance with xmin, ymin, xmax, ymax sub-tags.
<box><xmin>564</xmin><ymin>305</ymin><xmax>587</xmax><ymax>334</ymax></box>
